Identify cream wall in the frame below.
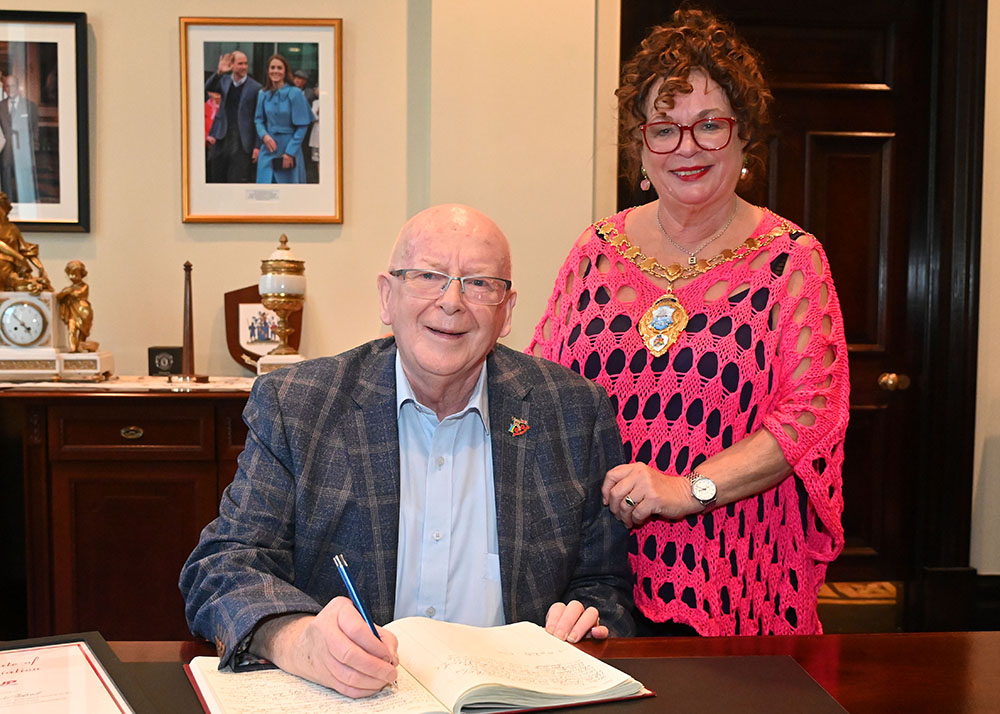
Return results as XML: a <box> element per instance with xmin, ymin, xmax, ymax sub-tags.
<box><xmin>973</xmin><ymin>1</ymin><xmax>1000</xmax><ymax>576</ymax></box>
<box><xmin>13</xmin><ymin>0</ymin><xmax>615</xmax><ymax>377</ymax></box>
<box><xmin>13</xmin><ymin>0</ymin><xmax>412</xmax><ymax>375</ymax></box>
<box><xmin>12</xmin><ymin>0</ymin><xmax>997</xmax><ymax>574</ymax></box>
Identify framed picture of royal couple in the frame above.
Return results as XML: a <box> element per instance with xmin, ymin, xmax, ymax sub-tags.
<box><xmin>0</xmin><ymin>10</ymin><xmax>89</xmax><ymax>232</ymax></box>
<box><xmin>180</xmin><ymin>17</ymin><xmax>343</xmax><ymax>223</ymax></box>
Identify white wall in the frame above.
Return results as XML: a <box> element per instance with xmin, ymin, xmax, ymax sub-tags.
<box><xmin>11</xmin><ymin>0</ymin><xmax>997</xmax><ymax>574</ymax></box>
<box><xmin>973</xmin><ymin>1</ymin><xmax>1000</xmax><ymax>576</ymax></box>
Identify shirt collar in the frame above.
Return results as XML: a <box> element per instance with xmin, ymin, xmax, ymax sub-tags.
<box><xmin>395</xmin><ymin>352</ymin><xmax>489</xmax><ymax>433</ymax></box>
<box><xmin>232</xmin><ymin>75</ymin><xmax>247</xmax><ymax>87</ymax></box>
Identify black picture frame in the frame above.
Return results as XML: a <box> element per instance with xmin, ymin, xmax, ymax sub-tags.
<box><xmin>0</xmin><ymin>10</ymin><xmax>89</xmax><ymax>232</ymax></box>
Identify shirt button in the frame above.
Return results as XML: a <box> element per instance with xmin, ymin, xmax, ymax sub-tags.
<box><xmin>432</xmin><ymin>530</ymin><xmax>442</xmax><ymax>541</ymax></box>
<box><xmin>436</xmin><ymin>456</ymin><xmax>445</xmax><ymax>468</ymax></box>
<box><xmin>425</xmin><ymin>606</ymin><xmax>436</xmax><ymax>617</ymax></box>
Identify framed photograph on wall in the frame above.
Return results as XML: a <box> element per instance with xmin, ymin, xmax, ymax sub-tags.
<box><xmin>0</xmin><ymin>11</ymin><xmax>89</xmax><ymax>232</ymax></box>
<box><xmin>180</xmin><ymin>17</ymin><xmax>343</xmax><ymax>223</ymax></box>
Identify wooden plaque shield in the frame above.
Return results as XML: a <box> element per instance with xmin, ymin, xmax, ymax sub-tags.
<box><xmin>224</xmin><ymin>285</ymin><xmax>303</xmax><ymax>373</ymax></box>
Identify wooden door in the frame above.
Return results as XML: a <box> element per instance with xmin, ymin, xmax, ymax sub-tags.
<box><xmin>620</xmin><ymin>0</ymin><xmax>985</xmax><ymax>626</ymax></box>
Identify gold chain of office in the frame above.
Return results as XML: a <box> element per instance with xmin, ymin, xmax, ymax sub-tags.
<box><xmin>593</xmin><ymin>215</ymin><xmax>796</xmax><ymax>286</ymax></box>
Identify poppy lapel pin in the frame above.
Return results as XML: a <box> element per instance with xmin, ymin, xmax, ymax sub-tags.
<box><xmin>508</xmin><ymin>417</ymin><xmax>530</xmax><ymax>437</ymax></box>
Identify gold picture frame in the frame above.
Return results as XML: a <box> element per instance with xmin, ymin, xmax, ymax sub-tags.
<box><xmin>180</xmin><ymin>17</ymin><xmax>343</xmax><ymax>223</ymax></box>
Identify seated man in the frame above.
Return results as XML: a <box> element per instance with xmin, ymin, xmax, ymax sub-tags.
<box><xmin>180</xmin><ymin>204</ymin><xmax>634</xmax><ymax>698</ymax></box>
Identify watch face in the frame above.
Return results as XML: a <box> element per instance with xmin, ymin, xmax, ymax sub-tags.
<box><xmin>1</xmin><ymin>301</ymin><xmax>48</xmax><ymax>347</ymax></box>
<box><xmin>692</xmin><ymin>477</ymin><xmax>717</xmax><ymax>503</ymax></box>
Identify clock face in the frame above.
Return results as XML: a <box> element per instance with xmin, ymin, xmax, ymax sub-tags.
<box><xmin>1</xmin><ymin>301</ymin><xmax>48</xmax><ymax>347</ymax></box>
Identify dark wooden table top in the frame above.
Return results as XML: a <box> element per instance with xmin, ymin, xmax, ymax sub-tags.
<box><xmin>112</xmin><ymin>630</ymin><xmax>1000</xmax><ymax>714</ymax></box>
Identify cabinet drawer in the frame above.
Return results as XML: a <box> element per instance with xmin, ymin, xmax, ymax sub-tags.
<box><xmin>216</xmin><ymin>402</ymin><xmax>248</xmax><ymax>461</ymax></box>
<box><xmin>49</xmin><ymin>402</ymin><xmax>215</xmax><ymax>461</ymax></box>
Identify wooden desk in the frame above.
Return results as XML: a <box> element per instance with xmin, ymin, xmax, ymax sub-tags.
<box><xmin>0</xmin><ymin>388</ymin><xmax>249</xmax><ymax>640</ymax></box>
<box><xmin>112</xmin><ymin>631</ymin><xmax>1000</xmax><ymax>713</ymax></box>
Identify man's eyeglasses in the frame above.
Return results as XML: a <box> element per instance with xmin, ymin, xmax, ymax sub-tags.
<box><xmin>639</xmin><ymin>117</ymin><xmax>737</xmax><ymax>154</ymax></box>
<box><xmin>390</xmin><ymin>269</ymin><xmax>511</xmax><ymax>306</ymax></box>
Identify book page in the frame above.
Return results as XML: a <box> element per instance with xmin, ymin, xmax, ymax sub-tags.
<box><xmin>0</xmin><ymin>642</ymin><xmax>135</xmax><ymax>714</ymax></box>
<box><xmin>188</xmin><ymin>656</ymin><xmax>448</xmax><ymax>714</ymax></box>
<box><xmin>386</xmin><ymin>619</ymin><xmax>639</xmax><ymax>710</ymax></box>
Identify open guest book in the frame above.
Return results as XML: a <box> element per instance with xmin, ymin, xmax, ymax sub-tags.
<box><xmin>185</xmin><ymin>617</ymin><xmax>652</xmax><ymax>713</ymax></box>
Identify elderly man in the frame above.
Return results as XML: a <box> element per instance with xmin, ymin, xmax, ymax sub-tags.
<box><xmin>205</xmin><ymin>50</ymin><xmax>261</xmax><ymax>183</ymax></box>
<box><xmin>180</xmin><ymin>204</ymin><xmax>633</xmax><ymax>697</ymax></box>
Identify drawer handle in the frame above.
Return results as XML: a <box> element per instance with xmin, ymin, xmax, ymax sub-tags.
<box><xmin>120</xmin><ymin>425</ymin><xmax>144</xmax><ymax>440</ymax></box>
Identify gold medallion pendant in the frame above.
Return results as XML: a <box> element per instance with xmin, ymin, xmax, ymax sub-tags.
<box><xmin>638</xmin><ymin>293</ymin><xmax>688</xmax><ymax>357</ymax></box>
<box><xmin>592</xmin><ymin>208</ymin><xmax>794</xmax><ymax>358</ymax></box>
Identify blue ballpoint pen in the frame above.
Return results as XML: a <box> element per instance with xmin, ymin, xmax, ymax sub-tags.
<box><xmin>333</xmin><ymin>553</ymin><xmax>382</xmax><ymax>641</ymax></box>
<box><xmin>334</xmin><ymin>553</ymin><xmax>397</xmax><ymax>688</ymax></box>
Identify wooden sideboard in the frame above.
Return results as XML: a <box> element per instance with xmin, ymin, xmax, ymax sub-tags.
<box><xmin>0</xmin><ymin>388</ymin><xmax>249</xmax><ymax>640</ymax></box>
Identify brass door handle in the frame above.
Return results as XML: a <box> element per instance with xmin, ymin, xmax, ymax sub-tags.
<box><xmin>120</xmin><ymin>425</ymin><xmax>144</xmax><ymax>440</ymax></box>
<box><xmin>877</xmin><ymin>373</ymin><xmax>911</xmax><ymax>391</ymax></box>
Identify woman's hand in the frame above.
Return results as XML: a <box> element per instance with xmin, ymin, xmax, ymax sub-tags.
<box><xmin>282</xmin><ymin>154</ymin><xmax>294</xmax><ymax>170</ymax></box>
<box><xmin>262</xmin><ymin>135</ymin><xmax>278</xmax><ymax>153</ymax></box>
<box><xmin>602</xmin><ymin>463</ymin><xmax>699</xmax><ymax>527</ymax></box>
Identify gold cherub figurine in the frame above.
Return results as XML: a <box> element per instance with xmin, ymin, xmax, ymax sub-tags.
<box><xmin>57</xmin><ymin>260</ymin><xmax>99</xmax><ymax>353</ymax></box>
<box><xmin>0</xmin><ymin>191</ymin><xmax>52</xmax><ymax>294</ymax></box>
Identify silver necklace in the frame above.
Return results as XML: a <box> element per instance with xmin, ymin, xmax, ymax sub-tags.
<box><xmin>656</xmin><ymin>197</ymin><xmax>739</xmax><ymax>266</ymax></box>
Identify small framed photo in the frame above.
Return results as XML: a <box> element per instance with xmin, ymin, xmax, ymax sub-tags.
<box><xmin>180</xmin><ymin>17</ymin><xmax>343</xmax><ymax>223</ymax></box>
<box><xmin>0</xmin><ymin>11</ymin><xmax>89</xmax><ymax>232</ymax></box>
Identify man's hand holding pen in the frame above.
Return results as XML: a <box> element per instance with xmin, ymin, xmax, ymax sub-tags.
<box><xmin>248</xmin><ymin>598</ymin><xmax>399</xmax><ymax>699</ymax></box>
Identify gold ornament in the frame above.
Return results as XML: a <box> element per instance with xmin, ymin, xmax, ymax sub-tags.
<box><xmin>594</xmin><ymin>210</ymin><xmax>792</xmax><ymax>355</ymax></box>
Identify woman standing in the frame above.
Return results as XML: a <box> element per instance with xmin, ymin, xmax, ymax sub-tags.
<box><xmin>255</xmin><ymin>54</ymin><xmax>313</xmax><ymax>184</ymax></box>
<box><xmin>530</xmin><ymin>8</ymin><xmax>849</xmax><ymax>636</ymax></box>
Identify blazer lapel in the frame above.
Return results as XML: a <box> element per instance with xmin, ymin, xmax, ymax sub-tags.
<box><xmin>345</xmin><ymin>340</ymin><xmax>402</xmax><ymax>625</ymax></box>
<box><xmin>487</xmin><ymin>346</ymin><xmax>538</xmax><ymax>622</ymax></box>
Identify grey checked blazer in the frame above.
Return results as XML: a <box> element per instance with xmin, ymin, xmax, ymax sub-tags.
<box><xmin>180</xmin><ymin>339</ymin><xmax>634</xmax><ymax>666</ymax></box>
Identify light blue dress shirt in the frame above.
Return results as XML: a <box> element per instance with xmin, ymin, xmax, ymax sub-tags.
<box><xmin>393</xmin><ymin>354</ymin><xmax>504</xmax><ymax>626</ymax></box>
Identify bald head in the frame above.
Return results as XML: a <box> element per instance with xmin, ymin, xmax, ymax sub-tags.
<box><xmin>389</xmin><ymin>204</ymin><xmax>512</xmax><ymax>279</ymax></box>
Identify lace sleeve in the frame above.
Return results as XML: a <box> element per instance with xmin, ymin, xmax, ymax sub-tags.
<box><xmin>761</xmin><ymin>234</ymin><xmax>850</xmax><ymax>561</ymax></box>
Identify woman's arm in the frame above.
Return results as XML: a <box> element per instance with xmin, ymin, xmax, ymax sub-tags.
<box><xmin>603</xmin><ymin>428</ymin><xmax>789</xmax><ymax>526</ymax></box>
<box><xmin>254</xmin><ymin>93</ymin><xmax>277</xmax><ymax>152</ymax></box>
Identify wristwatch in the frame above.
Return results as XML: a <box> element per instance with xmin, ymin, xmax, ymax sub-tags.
<box><xmin>686</xmin><ymin>471</ymin><xmax>717</xmax><ymax>508</ymax></box>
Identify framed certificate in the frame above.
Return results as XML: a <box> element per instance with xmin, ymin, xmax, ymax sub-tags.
<box><xmin>0</xmin><ymin>631</ymin><xmax>153</xmax><ymax>713</ymax></box>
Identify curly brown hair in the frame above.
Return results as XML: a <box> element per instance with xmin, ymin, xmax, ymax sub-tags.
<box><xmin>617</xmin><ymin>7</ymin><xmax>772</xmax><ymax>186</ymax></box>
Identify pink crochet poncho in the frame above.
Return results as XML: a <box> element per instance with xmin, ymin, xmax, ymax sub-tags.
<box><xmin>529</xmin><ymin>207</ymin><xmax>849</xmax><ymax>635</ymax></box>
